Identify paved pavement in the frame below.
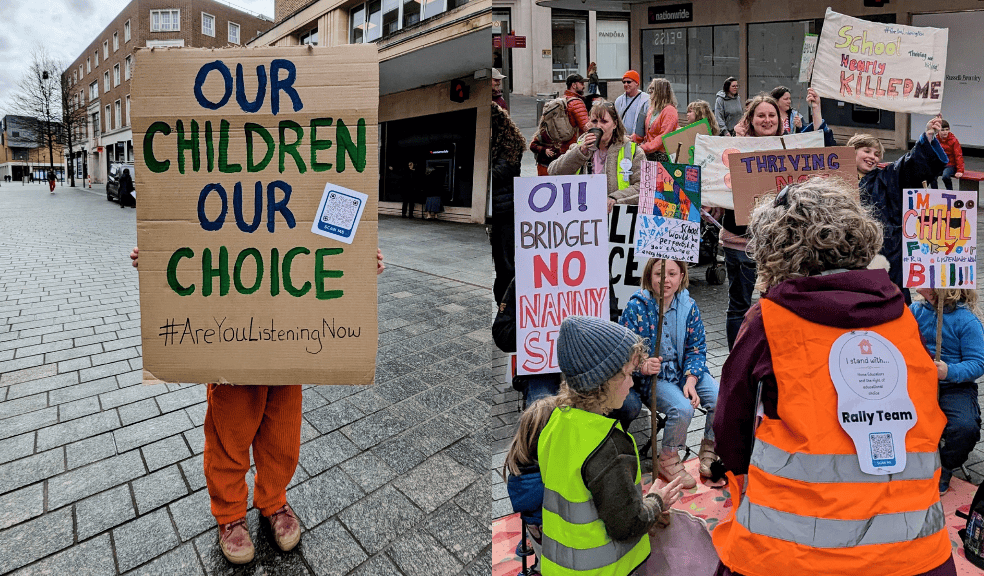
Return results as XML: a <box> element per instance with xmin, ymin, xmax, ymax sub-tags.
<box><xmin>0</xmin><ymin>182</ymin><xmax>493</xmax><ymax>575</ymax></box>
<box><xmin>491</xmin><ymin>94</ymin><xmax>984</xmax><ymax>521</ymax></box>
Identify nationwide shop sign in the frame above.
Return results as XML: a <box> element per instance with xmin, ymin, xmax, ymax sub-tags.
<box><xmin>132</xmin><ymin>45</ymin><xmax>380</xmax><ymax>386</ymax></box>
<box><xmin>902</xmin><ymin>189</ymin><xmax>977</xmax><ymax>289</ymax></box>
<box><xmin>727</xmin><ymin>146</ymin><xmax>856</xmax><ymax>226</ymax></box>
<box><xmin>513</xmin><ymin>175</ymin><xmax>609</xmax><ymax>375</ymax></box>
<box><xmin>812</xmin><ymin>8</ymin><xmax>948</xmax><ymax>114</ymax></box>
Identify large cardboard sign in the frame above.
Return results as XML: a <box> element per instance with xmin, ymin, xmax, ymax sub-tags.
<box><xmin>608</xmin><ymin>204</ymin><xmax>646</xmax><ymax>315</ymax></box>
<box><xmin>812</xmin><ymin>8</ymin><xmax>948</xmax><ymax>114</ymax></box>
<box><xmin>692</xmin><ymin>132</ymin><xmax>825</xmax><ymax>209</ymax></box>
<box><xmin>636</xmin><ymin>161</ymin><xmax>701</xmax><ymax>262</ymax></box>
<box><xmin>902</xmin><ymin>189</ymin><xmax>977</xmax><ymax>289</ymax></box>
<box><xmin>514</xmin><ymin>175</ymin><xmax>609</xmax><ymax>375</ymax></box>
<box><xmin>727</xmin><ymin>146</ymin><xmax>857</xmax><ymax>226</ymax></box>
<box><xmin>132</xmin><ymin>45</ymin><xmax>380</xmax><ymax>386</ymax></box>
<box><xmin>663</xmin><ymin>119</ymin><xmax>711</xmax><ymax>164</ymax></box>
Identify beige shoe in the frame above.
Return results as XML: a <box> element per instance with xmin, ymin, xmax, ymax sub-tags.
<box><xmin>698</xmin><ymin>439</ymin><xmax>719</xmax><ymax>478</ymax></box>
<box><xmin>218</xmin><ymin>517</ymin><xmax>254</xmax><ymax>565</ymax></box>
<box><xmin>658</xmin><ymin>451</ymin><xmax>696</xmax><ymax>489</ymax></box>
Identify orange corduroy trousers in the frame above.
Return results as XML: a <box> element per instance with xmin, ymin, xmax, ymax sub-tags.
<box><xmin>203</xmin><ymin>383</ymin><xmax>303</xmax><ymax>524</ymax></box>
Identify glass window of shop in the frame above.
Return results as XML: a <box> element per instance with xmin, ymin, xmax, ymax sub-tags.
<box><xmin>641</xmin><ymin>25</ymin><xmax>739</xmax><ymax>108</ymax></box>
<box><xmin>596</xmin><ymin>18</ymin><xmax>629</xmax><ymax>80</ymax></box>
<box><xmin>747</xmin><ymin>20</ymin><xmax>815</xmax><ymax>120</ymax></box>
<box><xmin>552</xmin><ymin>11</ymin><xmax>588</xmax><ymax>83</ymax></box>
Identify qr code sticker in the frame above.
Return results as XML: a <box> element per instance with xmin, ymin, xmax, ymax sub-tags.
<box><xmin>311</xmin><ymin>184</ymin><xmax>368</xmax><ymax>244</ymax></box>
<box><xmin>869</xmin><ymin>432</ymin><xmax>896</xmax><ymax>467</ymax></box>
<box><xmin>321</xmin><ymin>192</ymin><xmax>360</xmax><ymax>229</ymax></box>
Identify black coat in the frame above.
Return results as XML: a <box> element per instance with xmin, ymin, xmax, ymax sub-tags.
<box><xmin>119</xmin><ymin>173</ymin><xmax>135</xmax><ymax>206</ymax></box>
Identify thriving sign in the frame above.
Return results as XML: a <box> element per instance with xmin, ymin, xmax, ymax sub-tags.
<box><xmin>812</xmin><ymin>8</ymin><xmax>948</xmax><ymax>114</ymax></box>
<box><xmin>902</xmin><ymin>189</ymin><xmax>977</xmax><ymax>289</ymax></box>
<box><xmin>133</xmin><ymin>45</ymin><xmax>380</xmax><ymax>386</ymax></box>
<box><xmin>514</xmin><ymin>175</ymin><xmax>609</xmax><ymax>375</ymax></box>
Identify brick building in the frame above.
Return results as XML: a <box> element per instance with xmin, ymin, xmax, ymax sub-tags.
<box><xmin>62</xmin><ymin>0</ymin><xmax>272</xmax><ymax>185</ymax></box>
<box><xmin>0</xmin><ymin>115</ymin><xmax>67</xmax><ymax>182</ymax></box>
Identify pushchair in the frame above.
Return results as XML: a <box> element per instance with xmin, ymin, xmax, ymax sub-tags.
<box><xmin>696</xmin><ymin>208</ymin><xmax>726</xmax><ymax>285</ymax></box>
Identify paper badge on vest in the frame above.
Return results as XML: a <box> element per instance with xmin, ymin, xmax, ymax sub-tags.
<box><xmin>828</xmin><ymin>331</ymin><xmax>917</xmax><ymax>475</ymax></box>
<box><xmin>619</xmin><ymin>156</ymin><xmax>633</xmax><ymax>181</ymax></box>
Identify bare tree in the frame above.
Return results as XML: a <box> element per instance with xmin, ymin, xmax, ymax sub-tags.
<box><xmin>60</xmin><ymin>69</ymin><xmax>87</xmax><ymax>187</ymax></box>
<box><xmin>9</xmin><ymin>45</ymin><xmax>62</xmax><ymax>181</ymax></box>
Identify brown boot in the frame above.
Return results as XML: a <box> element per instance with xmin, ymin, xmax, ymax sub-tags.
<box><xmin>263</xmin><ymin>503</ymin><xmax>301</xmax><ymax>552</ymax></box>
<box><xmin>698</xmin><ymin>439</ymin><xmax>719</xmax><ymax>478</ymax></box>
<box><xmin>218</xmin><ymin>517</ymin><xmax>254</xmax><ymax>564</ymax></box>
<box><xmin>658</xmin><ymin>450</ymin><xmax>696</xmax><ymax>489</ymax></box>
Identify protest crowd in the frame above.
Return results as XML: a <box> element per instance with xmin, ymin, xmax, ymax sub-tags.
<box><xmin>491</xmin><ymin>11</ymin><xmax>983</xmax><ymax>575</ymax></box>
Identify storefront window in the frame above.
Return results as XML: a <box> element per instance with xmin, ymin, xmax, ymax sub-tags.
<box><xmin>641</xmin><ymin>25</ymin><xmax>738</xmax><ymax>107</ymax></box>
<box><xmin>382</xmin><ymin>0</ymin><xmax>399</xmax><ymax>36</ymax></box>
<box><xmin>747</xmin><ymin>20</ymin><xmax>815</xmax><ymax>114</ymax></box>
<box><xmin>552</xmin><ymin>11</ymin><xmax>588</xmax><ymax>83</ymax></box>
<box><xmin>403</xmin><ymin>0</ymin><xmax>420</xmax><ymax>28</ymax></box>
<box><xmin>596</xmin><ymin>19</ymin><xmax>629</xmax><ymax>80</ymax></box>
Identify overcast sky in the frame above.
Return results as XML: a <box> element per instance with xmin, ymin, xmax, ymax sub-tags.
<box><xmin>0</xmin><ymin>0</ymin><xmax>275</xmax><ymax>115</ymax></box>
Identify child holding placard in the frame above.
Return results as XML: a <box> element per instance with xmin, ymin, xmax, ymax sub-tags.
<box><xmin>686</xmin><ymin>100</ymin><xmax>720</xmax><ymax>136</ymax></box>
<box><xmin>911</xmin><ymin>288</ymin><xmax>984</xmax><ymax>495</ymax></box>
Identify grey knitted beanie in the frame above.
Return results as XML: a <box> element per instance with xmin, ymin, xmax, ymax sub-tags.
<box><xmin>557</xmin><ymin>315</ymin><xmax>639</xmax><ymax>392</ymax></box>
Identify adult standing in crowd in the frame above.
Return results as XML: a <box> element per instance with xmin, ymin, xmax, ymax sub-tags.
<box><xmin>586</xmin><ymin>61</ymin><xmax>599</xmax><ymax>95</ymax></box>
<box><xmin>401</xmin><ymin>161</ymin><xmax>419</xmax><ymax>218</ymax></box>
<box><xmin>712</xmin><ymin>178</ymin><xmax>955</xmax><ymax>576</ymax></box>
<box><xmin>118</xmin><ymin>168</ymin><xmax>135</xmax><ymax>208</ymax></box>
<box><xmin>490</xmin><ymin>102</ymin><xmax>523</xmax><ymax>305</ymax></box>
<box><xmin>639</xmin><ymin>78</ymin><xmax>679</xmax><ymax>161</ymax></box>
<box><xmin>492</xmin><ymin>68</ymin><xmax>508</xmax><ymax>111</ymax></box>
<box><xmin>560</xmin><ymin>73</ymin><xmax>591</xmax><ymax>154</ymax></box>
<box><xmin>770</xmin><ymin>86</ymin><xmax>803</xmax><ymax>135</ymax></box>
<box><xmin>614</xmin><ymin>70</ymin><xmax>649</xmax><ymax>142</ymax></box>
<box><xmin>714</xmin><ymin>77</ymin><xmax>743</xmax><ymax>136</ymax></box>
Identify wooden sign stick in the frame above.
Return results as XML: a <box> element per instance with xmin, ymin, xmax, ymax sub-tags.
<box><xmin>675</xmin><ymin>142</ymin><xmax>682</xmax><ymax>162</ymax></box>
<box><xmin>652</xmin><ymin>259</ymin><xmax>667</xmax><ymax>481</ymax></box>
<box><xmin>936</xmin><ymin>296</ymin><xmax>944</xmax><ymax>362</ymax></box>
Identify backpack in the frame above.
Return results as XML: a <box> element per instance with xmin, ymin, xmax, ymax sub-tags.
<box><xmin>492</xmin><ymin>278</ymin><xmax>516</xmax><ymax>353</ymax></box>
<box><xmin>539</xmin><ymin>97</ymin><xmax>577</xmax><ymax>143</ymax></box>
<box><xmin>958</xmin><ymin>482</ymin><xmax>984</xmax><ymax>569</ymax></box>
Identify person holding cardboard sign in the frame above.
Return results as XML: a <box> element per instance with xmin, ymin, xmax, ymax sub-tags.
<box><xmin>639</xmin><ymin>79</ymin><xmax>679</xmax><ymax>161</ymax></box>
<box><xmin>129</xmin><ymin>246</ymin><xmax>385</xmax><ymax>564</ymax></box>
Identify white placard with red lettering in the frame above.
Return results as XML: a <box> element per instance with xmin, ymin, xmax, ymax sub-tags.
<box><xmin>513</xmin><ymin>175</ymin><xmax>610</xmax><ymax>375</ymax></box>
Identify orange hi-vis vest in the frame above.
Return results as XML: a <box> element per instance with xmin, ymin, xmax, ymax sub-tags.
<box><xmin>713</xmin><ymin>299</ymin><xmax>950</xmax><ymax>576</ymax></box>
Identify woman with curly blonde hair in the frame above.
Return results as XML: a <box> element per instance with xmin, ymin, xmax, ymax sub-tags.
<box><xmin>491</xmin><ymin>102</ymin><xmax>526</xmax><ymax>304</ymax></box>
<box><xmin>711</xmin><ymin>177</ymin><xmax>955</xmax><ymax>576</ymax></box>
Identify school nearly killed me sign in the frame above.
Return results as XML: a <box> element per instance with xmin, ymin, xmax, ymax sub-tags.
<box><xmin>132</xmin><ymin>45</ymin><xmax>379</xmax><ymax>386</ymax></box>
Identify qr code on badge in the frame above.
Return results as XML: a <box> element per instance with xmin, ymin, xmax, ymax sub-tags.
<box><xmin>869</xmin><ymin>432</ymin><xmax>896</xmax><ymax>465</ymax></box>
<box><xmin>321</xmin><ymin>191</ymin><xmax>361</xmax><ymax>229</ymax></box>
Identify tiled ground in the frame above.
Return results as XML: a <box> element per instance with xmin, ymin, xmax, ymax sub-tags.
<box><xmin>0</xmin><ymin>183</ymin><xmax>493</xmax><ymax>575</ymax></box>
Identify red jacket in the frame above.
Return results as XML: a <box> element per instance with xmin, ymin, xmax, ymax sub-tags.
<box><xmin>639</xmin><ymin>105</ymin><xmax>679</xmax><ymax>154</ymax></box>
<box><xmin>561</xmin><ymin>89</ymin><xmax>590</xmax><ymax>153</ymax></box>
<box><xmin>937</xmin><ymin>132</ymin><xmax>964</xmax><ymax>172</ymax></box>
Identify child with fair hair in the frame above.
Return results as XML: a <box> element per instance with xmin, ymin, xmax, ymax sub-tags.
<box><xmin>686</xmin><ymin>100</ymin><xmax>720</xmax><ymax>136</ymax></box>
<box><xmin>911</xmin><ymin>288</ymin><xmax>984</xmax><ymax>495</ymax></box>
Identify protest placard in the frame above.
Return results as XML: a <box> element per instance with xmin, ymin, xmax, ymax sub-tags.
<box><xmin>692</xmin><ymin>131</ymin><xmax>825</xmax><ymax>209</ymax></box>
<box><xmin>799</xmin><ymin>33</ymin><xmax>819</xmax><ymax>83</ymax></box>
<box><xmin>609</xmin><ymin>204</ymin><xmax>646</xmax><ymax>315</ymax></box>
<box><xmin>132</xmin><ymin>45</ymin><xmax>379</xmax><ymax>386</ymax></box>
<box><xmin>902</xmin><ymin>189</ymin><xmax>977</xmax><ymax>289</ymax></box>
<box><xmin>635</xmin><ymin>161</ymin><xmax>701</xmax><ymax>262</ymax></box>
<box><xmin>812</xmin><ymin>8</ymin><xmax>948</xmax><ymax>114</ymax></box>
<box><xmin>727</xmin><ymin>146</ymin><xmax>856</xmax><ymax>225</ymax></box>
<box><xmin>635</xmin><ymin>215</ymin><xmax>700</xmax><ymax>263</ymax></box>
<box><xmin>514</xmin><ymin>175</ymin><xmax>609</xmax><ymax>375</ymax></box>
<box><xmin>663</xmin><ymin>119</ymin><xmax>711</xmax><ymax>164</ymax></box>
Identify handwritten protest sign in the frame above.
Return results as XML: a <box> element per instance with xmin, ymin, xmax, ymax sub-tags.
<box><xmin>902</xmin><ymin>189</ymin><xmax>977</xmax><ymax>289</ymax></box>
<box><xmin>812</xmin><ymin>8</ymin><xmax>948</xmax><ymax>114</ymax></box>
<box><xmin>635</xmin><ymin>215</ymin><xmax>700</xmax><ymax>263</ymax></box>
<box><xmin>692</xmin><ymin>132</ymin><xmax>825</xmax><ymax>209</ymax></box>
<box><xmin>663</xmin><ymin>119</ymin><xmax>711</xmax><ymax>164</ymax></box>
<box><xmin>727</xmin><ymin>146</ymin><xmax>856</xmax><ymax>225</ymax></box>
<box><xmin>133</xmin><ymin>45</ymin><xmax>379</xmax><ymax>386</ymax></box>
<box><xmin>514</xmin><ymin>175</ymin><xmax>609</xmax><ymax>374</ymax></box>
<box><xmin>635</xmin><ymin>161</ymin><xmax>701</xmax><ymax>262</ymax></box>
<box><xmin>609</xmin><ymin>204</ymin><xmax>645</xmax><ymax>314</ymax></box>
<box><xmin>799</xmin><ymin>33</ymin><xmax>819</xmax><ymax>83</ymax></box>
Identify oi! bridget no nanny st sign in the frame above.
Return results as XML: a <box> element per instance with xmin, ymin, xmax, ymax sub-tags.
<box><xmin>132</xmin><ymin>45</ymin><xmax>379</xmax><ymax>386</ymax></box>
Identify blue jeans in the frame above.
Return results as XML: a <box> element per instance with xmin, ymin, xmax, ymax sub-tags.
<box><xmin>608</xmin><ymin>372</ymin><xmax>719</xmax><ymax>453</ymax></box>
<box><xmin>938</xmin><ymin>383</ymin><xmax>981</xmax><ymax>471</ymax></box>
<box><xmin>929</xmin><ymin>166</ymin><xmax>958</xmax><ymax>190</ymax></box>
<box><xmin>724</xmin><ymin>247</ymin><xmax>756</xmax><ymax>350</ymax></box>
<box><xmin>515</xmin><ymin>373</ymin><xmax>562</xmax><ymax>406</ymax></box>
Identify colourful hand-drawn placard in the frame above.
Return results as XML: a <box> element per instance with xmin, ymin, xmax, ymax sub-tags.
<box><xmin>902</xmin><ymin>189</ymin><xmax>977</xmax><ymax>289</ymax></box>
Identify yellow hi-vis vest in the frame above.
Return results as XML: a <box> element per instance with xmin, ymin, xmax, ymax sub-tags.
<box><xmin>576</xmin><ymin>141</ymin><xmax>635</xmax><ymax>191</ymax></box>
<box><xmin>538</xmin><ymin>407</ymin><xmax>650</xmax><ymax>575</ymax></box>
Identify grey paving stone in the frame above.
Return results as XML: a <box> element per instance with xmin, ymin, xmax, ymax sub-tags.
<box><xmin>454</xmin><ymin>474</ymin><xmax>490</xmax><ymax>526</ymax></box>
<box><xmin>124</xmin><ymin>542</ymin><xmax>204</xmax><ymax>576</ymax></box>
<box><xmin>43</xmin><ymin>343</ymin><xmax>104</xmax><ymax>364</ymax></box>
<box><xmin>0</xmin><ymin>432</ymin><xmax>35</xmax><ymax>466</ymax></box>
<box><xmin>113</xmin><ymin>508</ymin><xmax>180</xmax><ymax>572</ymax></box>
<box><xmin>0</xmin><ymin>482</ymin><xmax>44</xmax><ymax>530</ymax></box>
<box><xmin>116</xmin><ymin>369</ymin><xmax>144</xmax><ymax>387</ymax></box>
<box><xmin>0</xmin><ymin>354</ymin><xmax>44</xmax><ymax>377</ymax></box>
<box><xmin>48</xmin><ymin>449</ymin><xmax>146</xmax><ymax>509</ymax></box>
<box><xmin>345</xmin><ymin>388</ymin><xmax>392</xmax><ymax>415</ymax></box>
<box><xmin>399</xmin><ymin>416</ymin><xmax>470</xmax><ymax>458</ymax></box>
<box><xmin>0</xmin><ymin>507</ymin><xmax>75</xmax><ymax>573</ymax></box>
<box><xmin>65</xmin><ymin>431</ymin><xmax>118</xmax><ymax>469</ymax></box>
<box><xmin>40</xmin><ymin>327</ymin><xmax>95</xmax><ymax>344</ymax></box>
<box><xmin>411</xmin><ymin>384</ymin><xmax>469</xmax><ymax>413</ymax></box>
<box><xmin>0</xmin><ymin>448</ymin><xmax>64</xmax><ymax>495</ymax></box>
<box><xmin>424</xmin><ymin>503</ymin><xmax>488</xmax><ymax>564</ymax></box>
<box><xmin>299</xmin><ymin>431</ymin><xmax>361</xmax><ymax>476</ymax></box>
<box><xmin>79</xmin><ymin>359</ymin><xmax>133</xmax><ymax>383</ymax></box>
<box><xmin>141</xmin><ymin>434</ymin><xmax>193</xmax><ymax>471</ymax></box>
<box><xmin>169</xmin><ymin>488</ymin><xmax>213</xmax><ymax>541</ymax></box>
<box><xmin>4</xmin><ymin>371</ymin><xmax>77</xmax><ymax>399</ymax></box>
<box><xmin>114</xmin><ymin>410</ymin><xmax>194</xmax><ymax>453</ymax></box>
<box><xmin>387</xmin><ymin>530</ymin><xmax>463</xmax><ymax>576</ymax></box>
<box><xmin>313</xmin><ymin>384</ymin><xmax>362</xmax><ymax>404</ymax></box>
<box><xmin>0</xmin><ymin>392</ymin><xmax>48</xmax><ymax>420</ymax></box>
<box><xmin>103</xmin><ymin>335</ymin><xmax>142</xmax><ymax>352</ymax></box>
<box><xmin>36</xmin><ymin>410</ymin><xmax>121</xmax><ymax>451</ymax></box>
<box><xmin>184</xmin><ymin>427</ymin><xmax>206</xmax><ymax>454</ymax></box>
<box><xmin>15</xmin><ymin>339</ymin><xmax>74</xmax><ymax>358</ymax></box>
<box><xmin>351</xmin><ymin>555</ymin><xmax>403</xmax><ymax>576</ymax></box>
<box><xmin>339</xmin><ymin>451</ymin><xmax>395</xmax><ymax>494</ymax></box>
<box><xmin>132</xmin><ymin>464</ymin><xmax>190</xmax><ymax>515</ymax></box>
<box><xmin>156</xmin><ymin>385</ymin><xmax>207</xmax><ymax>414</ymax></box>
<box><xmin>119</xmin><ymin>397</ymin><xmax>162</xmax><ymax>425</ymax></box>
<box><xmin>370</xmin><ymin>435</ymin><xmax>427</xmax><ymax>475</ymax></box>
<box><xmin>0</xmin><ymin>406</ymin><xmax>58</xmax><ymax>440</ymax></box>
<box><xmin>394</xmin><ymin>454</ymin><xmax>480</xmax><ymax>514</ymax></box>
<box><xmin>303</xmin><ymin>519</ymin><xmax>368</xmax><ymax>576</ymax></box>
<box><xmin>305</xmin><ymin>399</ymin><xmax>363</xmax><ymax>434</ymax></box>
<box><xmin>287</xmin><ymin>467</ymin><xmax>363</xmax><ymax>528</ymax></box>
<box><xmin>8</xmin><ymin>533</ymin><xmax>116</xmax><ymax>576</ymax></box>
<box><xmin>56</xmin><ymin>395</ymin><xmax>102</xmax><ymax>422</ymax></box>
<box><xmin>99</xmin><ymin>381</ymin><xmax>165</xmax><ymax>409</ymax></box>
<box><xmin>76</xmin><ymin>484</ymin><xmax>137</xmax><ymax>540</ymax></box>
<box><xmin>339</xmin><ymin>485</ymin><xmax>425</xmax><ymax>554</ymax></box>
<box><xmin>181</xmin><ymin>454</ymin><xmax>207</xmax><ymax>491</ymax></box>
<box><xmin>57</xmin><ymin>357</ymin><xmax>91</xmax><ymax>374</ymax></box>
<box><xmin>341</xmin><ymin>406</ymin><xmax>412</xmax><ymax>450</ymax></box>
<box><xmin>48</xmin><ymin>376</ymin><xmax>119</xmax><ymax>405</ymax></box>
<box><xmin>463</xmin><ymin>549</ymin><xmax>492</xmax><ymax>576</ymax></box>
<box><xmin>185</xmin><ymin>402</ymin><xmax>208</xmax><ymax>426</ymax></box>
